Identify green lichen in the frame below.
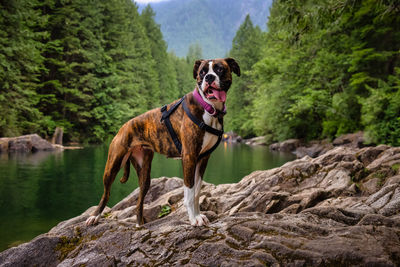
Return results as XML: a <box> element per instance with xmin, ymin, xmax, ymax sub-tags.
<box><xmin>374</xmin><ymin>171</ymin><xmax>388</xmax><ymax>187</ymax></box>
<box><xmin>391</xmin><ymin>163</ymin><xmax>400</xmax><ymax>173</ymax></box>
<box><xmin>158</xmin><ymin>205</ymin><xmax>172</xmax><ymax>218</ymax></box>
<box><xmin>55</xmin><ymin>235</ymin><xmax>83</xmax><ymax>261</ymax></box>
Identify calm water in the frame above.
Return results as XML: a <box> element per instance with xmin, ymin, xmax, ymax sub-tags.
<box><xmin>0</xmin><ymin>143</ymin><xmax>294</xmax><ymax>251</ymax></box>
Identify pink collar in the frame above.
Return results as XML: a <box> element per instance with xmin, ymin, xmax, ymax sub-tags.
<box><xmin>193</xmin><ymin>87</ymin><xmax>226</xmax><ymax>117</ymax></box>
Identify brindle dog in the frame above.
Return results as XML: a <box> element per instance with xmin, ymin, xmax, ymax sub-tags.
<box><xmin>86</xmin><ymin>58</ymin><xmax>240</xmax><ymax>227</ymax></box>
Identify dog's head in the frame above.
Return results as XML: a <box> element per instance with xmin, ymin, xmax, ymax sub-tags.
<box><xmin>193</xmin><ymin>58</ymin><xmax>240</xmax><ymax>103</ymax></box>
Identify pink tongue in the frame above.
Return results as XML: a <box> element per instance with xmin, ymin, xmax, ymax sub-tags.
<box><xmin>212</xmin><ymin>89</ymin><xmax>226</xmax><ymax>102</ymax></box>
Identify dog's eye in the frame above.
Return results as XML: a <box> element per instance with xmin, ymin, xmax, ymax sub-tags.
<box><xmin>200</xmin><ymin>69</ymin><xmax>207</xmax><ymax>77</ymax></box>
<box><xmin>214</xmin><ymin>65</ymin><xmax>224</xmax><ymax>74</ymax></box>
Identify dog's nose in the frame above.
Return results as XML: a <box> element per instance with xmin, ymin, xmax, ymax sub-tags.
<box><xmin>205</xmin><ymin>74</ymin><xmax>215</xmax><ymax>84</ymax></box>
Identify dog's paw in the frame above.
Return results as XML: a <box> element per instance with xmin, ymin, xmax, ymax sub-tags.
<box><xmin>85</xmin><ymin>215</ymin><xmax>101</xmax><ymax>226</ymax></box>
<box><xmin>190</xmin><ymin>214</ymin><xmax>209</xmax><ymax>226</ymax></box>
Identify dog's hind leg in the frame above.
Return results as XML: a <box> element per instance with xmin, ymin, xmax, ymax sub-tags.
<box><xmin>86</xmin><ymin>142</ymin><xmax>127</xmax><ymax>226</ymax></box>
<box><xmin>133</xmin><ymin>146</ymin><xmax>154</xmax><ymax>226</ymax></box>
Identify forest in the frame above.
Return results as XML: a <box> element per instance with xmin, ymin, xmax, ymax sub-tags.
<box><xmin>1</xmin><ymin>0</ymin><xmax>400</xmax><ymax>146</ymax></box>
<box><xmin>227</xmin><ymin>0</ymin><xmax>400</xmax><ymax>146</ymax></box>
<box><xmin>0</xmin><ymin>0</ymin><xmax>196</xmax><ymax>143</ymax></box>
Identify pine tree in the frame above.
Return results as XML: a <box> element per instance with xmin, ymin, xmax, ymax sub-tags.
<box><xmin>0</xmin><ymin>0</ymin><xmax>45</xmax><ymax>136</ymax></box>
<box><xmin>140</xmin><ymin>5</ymin><xmax>179</xmax><ymax>104</ymax></box>
<box><xmin>250</xmin><ymin>0</ymin><xmax>400</xmax><ymax>144</ymax></box>
<box><xmin>226</xmin><ymin>15</ymin><xmax>263</xmax><ymax>137</ymax></box>
<box><xmin>170</xmin><ymin>52</ymin><xmax>193</xmax><ymax>97</ymax></box>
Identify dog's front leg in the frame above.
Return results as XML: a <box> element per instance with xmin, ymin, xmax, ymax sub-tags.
<box><xmin>182</xmin><ymin>154</ymin><xmax>209</xmax><ymax>226</ymax></box>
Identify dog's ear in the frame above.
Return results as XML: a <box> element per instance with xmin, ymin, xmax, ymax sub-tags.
<box><xmin>225</xmin><ymin>58</ymin><xmax>241</xmax><ymax>77</ymax></box>
<box><xmin>193</xmin><ymin>59</ymin><xmax>204</xmax><ymax>79</ymax></box>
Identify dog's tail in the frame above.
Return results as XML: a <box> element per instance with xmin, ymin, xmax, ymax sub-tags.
<box><xmin>119</xmin><ymin>150</ymin><xmax>131</xmax><ymax>184</ymax></box>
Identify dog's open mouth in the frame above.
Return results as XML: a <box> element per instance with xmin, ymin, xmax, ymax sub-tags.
<box><xmin>204</xmin><ymin>87</ymin><xmax>226</xmax><ymax>102</ymax></box>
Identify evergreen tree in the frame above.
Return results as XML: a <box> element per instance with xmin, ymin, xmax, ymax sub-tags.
<box><xmin>226</xmin><ymin>15</ymin><xmax>263</xmax><ymax>137</ymax></box>
<box><xmin>250</xmin><ymin>0</ymin><xmax>400</xmax><ymax>144</ymax></box>
<box><xmin>0</xmin><ymin>0</ymin><xmax>182</xmax><ymax>143</ymax></box>
<box><xmin>37</xmin><ymin>0</ymin><xmax>104</xmax><ymax>141</ymax></box>
<box><xmin>140</xmin><ymin>5</ymin><xmax>179</xmax><ymax>104</ymax></box>
<box><xmin>0</xmin><ymin>0</ymin><xmax>45</xmax><ymax>136</ymax></box>
<box><xmin>170</xmin><ymin>52</ymin><xmax>193</xmax><ymax>97</ymax></box>
<box><xmin>186</xmin><ymin>43</ymin><xmax>203</xmax><ymax>63</ymax></box>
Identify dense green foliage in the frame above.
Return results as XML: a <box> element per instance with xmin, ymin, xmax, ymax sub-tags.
<box><xmin>227</xmin><ymin>0</ymin><xmax>400</xmax><ymax>145</ymax></box>
<box><xmin>0</xmin><ymin>0</ymin><xmax>45</xmax><ymax>137</ymax></box>
<box><xmin>226</xmin><ymin>15</ymin><xmax>263</xmax><ymax>137</ymax></box>
<box><xmin>141</xmin><ymin>0</ymin><xmax>272</xmax><ymax>58</ymax></box>
<box><xmin>0</xmin><ymin>0</ymin><xmax>193</xmax><ymax>142</ymax></box>
<box><xmin>2</xmin><ymin>0</ymin><xmax>399</xmax><ymax>147</ymax></box>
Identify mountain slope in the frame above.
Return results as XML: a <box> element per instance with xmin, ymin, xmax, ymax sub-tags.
<box><xmin>138</xmin><ymin>0</ymin><xmax>272</xmax><ymax>58</ymax></box>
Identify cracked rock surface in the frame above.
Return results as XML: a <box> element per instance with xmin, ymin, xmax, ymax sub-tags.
<box><xmin>1</xmin><ymin>146</ymin><xmax>400</xmax><ymax>266</ymax></box>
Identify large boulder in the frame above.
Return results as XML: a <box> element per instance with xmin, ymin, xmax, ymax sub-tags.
<box><xmin>269</xmin><ymin>138</ymin><xmax>302</xmax><ymax>152</ymax></box>
<box><xmin>0</xmin><ymin>134</ymin><xmax>56</xmax><ymax>153</ymax></box>
<box><xmin>1</xmin><ymin>146</ymin><xmax>400</xmax><ymax>266</ymax></box>
<box><xmin>244</xmin><ymin>136</ymin><xmax>268</xmax><ymax>146</ymax></box>
<box><xmin>270</xmin><ymin>132</ymin><xmax>367</xmax><ymax>159</ymax></box>
<box><xmin>333</xmin><ymin>131</ymin><xmax>365</xmax><ymax>148</ymax></box>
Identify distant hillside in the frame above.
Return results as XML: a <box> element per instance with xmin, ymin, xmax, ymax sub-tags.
<box><xmin>137</xmin><ymin>0</ymin><xmax>272</xmax><ymax>58</ymax></box>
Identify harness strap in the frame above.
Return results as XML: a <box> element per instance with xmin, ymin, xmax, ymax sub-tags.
<box><xmin>160</xmin><ymin>97</ymin><xmax>185</xmax><ymax>154</ymax></box>
<box><xmin>160</xmin><ymin>95</ymin><xmax>224</xmax><ymax>160</ymax></box>
<box><xmin>198</xmin><ymin>133</ymin><xmax>222</xmax><ymax>160</ymax></box>
<box><xmin>182</xmin><ymin>99</ymin><xmax>224</xmax><ymax>137</ymax></box>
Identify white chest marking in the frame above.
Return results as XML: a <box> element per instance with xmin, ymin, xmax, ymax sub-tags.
<box><xmin>200</xmin><ymin>112</ymin><xmax>222</xmax><ymax>155</ymax></box>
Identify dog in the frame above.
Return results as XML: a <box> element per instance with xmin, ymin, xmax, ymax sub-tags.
<box><xmin>85</xmin><ymin>58</ymin><xmax>240</xmax><ymax>227</ymax></box>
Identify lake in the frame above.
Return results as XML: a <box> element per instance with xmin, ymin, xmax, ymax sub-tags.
<box><xmin>0</xmin><ymin>143</ymin><xmax>295</xmax><ymax>251</ymax></box>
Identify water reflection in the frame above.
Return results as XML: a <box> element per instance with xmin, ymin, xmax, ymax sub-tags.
<box><xmin>0</xmin><ymin>150</ymin><xmax>64</xmax><ymax>166</ymax></box>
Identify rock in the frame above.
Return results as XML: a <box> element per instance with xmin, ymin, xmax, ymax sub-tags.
<box><xmin>269</xmin><ymin>132</ymin><xmax>367</xmax><ymax>159</ymax></box>
<box><xmin>295</xmin><ymin>141</ymin><xmax>334</xmax><ymax>158</ymax></box>
<box><xmin>269</xmin><ymin>138</ymin><xmax>301</xmax><ymax>151</ymax></box>
<box><xmin>361</xmin><ymin>178</ymin><xmax>380</xmax><ymax>195</ymax></box>
<box><xmin>0</xmin><ymin>134</ymin><xmax>59</xmax><ymax>153</ymax></box>
<box><xmin>1</xmin><ymin>146</ymin><xmax>400</xmax><ymax>266</ymax></box>
<box><xmin>0</xmin><ymin>138</ymin><xmax>10</xmax><ymax>153</ymax></box>
<box><xmin>8</xmin><ymin>134</ymin><xmax>54</xmax><ymax>152</ymax></box>
<box><xmin>244</xmin><ymin>136</ymin><xmax>267</xmax><ymax>146</ymax></box>
<box><xmin>333</xmin><ymin>131</ymin><xmax>365</xmax><ymax>148</ymax></box>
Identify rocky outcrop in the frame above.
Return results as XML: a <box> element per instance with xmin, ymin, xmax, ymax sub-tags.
<box><xmin>244</xmin><ymin>136</ymin><xmax>268</xmax><ymax>146</ymax></box>
<box><xmin>1</xmin><ymin>146</ymin><xmax>400</xmax><ymax>266</ymax></box>
<box><xmin>294</xmin><ymin>139</ymin><xmax>334</xmax><ymax>158</ymax></box>
<box><xmin>332</xmin><ymin>131</ymin><xmax>365</xmax><ymax>148</ymax></box>
<box><xmin>0</xmin><ymin>134</ymin><xmax>56</xmax><ymax>153</ymax></box>
<box><xmin>0</xmin><ymin>134</ymin><xmax>83</xmax><ymax>153</ymax></box>
<box><xmin>269</xmin><ymin>138</ymin><xmax>302</xmax><ymax>152</ymax></box>
<box><xmin>270</xmin><ymin>132</ymin><xmax>367</xmax><ymax>159</ymax></box>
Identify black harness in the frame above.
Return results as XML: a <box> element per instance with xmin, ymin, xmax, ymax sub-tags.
<box><xmin>160</xmin><ymin>95</ymin><xmax>224</xmax><ymax>160</ymax></box>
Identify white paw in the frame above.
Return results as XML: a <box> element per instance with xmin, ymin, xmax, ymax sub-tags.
<box><xmin>85</xmin><ymin>215</ymin><xmax>101</xmax><ymax>226</ymax></box>
<box><xmin>190</xmin><ymin>214</ymin><xmax>209</xmax><ymax>226</ymax></box>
